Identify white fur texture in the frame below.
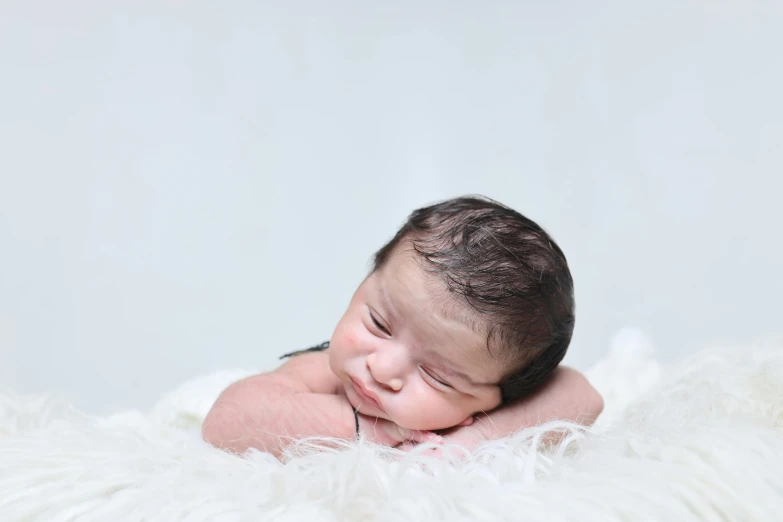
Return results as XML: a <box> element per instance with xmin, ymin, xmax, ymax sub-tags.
<box><xmin>2</xmin><ymin>329</ymin><xmax>782</xmax><ymax>521</ymax></box>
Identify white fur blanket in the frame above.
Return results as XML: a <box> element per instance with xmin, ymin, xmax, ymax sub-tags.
<box><xmin>2</xmin><ymin>329</ymin><xmax>782</xmax><ymax>521</ymax></box>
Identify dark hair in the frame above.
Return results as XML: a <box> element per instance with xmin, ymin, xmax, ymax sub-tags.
<box><xmin>372</xmin><ymin>195</ymin><xmax>574</xmax><ymax>404</ymax></box>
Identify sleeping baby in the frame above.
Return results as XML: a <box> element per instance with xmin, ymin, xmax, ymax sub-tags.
<box><xmin>203</xmin><ymin>195</ymin><xmax>603</xmax><ymax>458</ymax></box>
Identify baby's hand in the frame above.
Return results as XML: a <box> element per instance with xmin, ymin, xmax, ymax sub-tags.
<box><xmin>356</xmin><ymin>413</ymin><xmax>442</xmax><ymax>447</ymax></box>
<box><xmin>438</xmin><ymin>419</ymin><xmax>489</xmax><ymax>451</ymax></box>
<box><xmin>399</xmin><ymin>416</ymin><xmax>486</xmax><ymax>455</ymax></box>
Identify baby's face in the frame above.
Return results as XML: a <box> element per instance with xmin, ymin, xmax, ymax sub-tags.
<box><xmin>329</xmin><ymin>248</ymin><xmax>503</xmax><ymax>431</ymax></box>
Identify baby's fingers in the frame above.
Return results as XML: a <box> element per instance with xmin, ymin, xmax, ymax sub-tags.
<box><xmin>398</xmin><ymin>441</ymin><xmax>448</xmax><ymax>461</ymax></box>
<box><xmin>398</xmin><ymin>441</ymin><xmax>418</xmax><ymax>452</ymax></box>
<box><xmin>398</xmin><ymin>427</ymin><xmax>443</xmax><ymax>444</ymax></box>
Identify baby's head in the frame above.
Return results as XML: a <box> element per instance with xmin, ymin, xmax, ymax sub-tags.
<box><xmin>329</xmin><ymin>195</ymin><xmax>574</xmax><ymax>431</ymax></box>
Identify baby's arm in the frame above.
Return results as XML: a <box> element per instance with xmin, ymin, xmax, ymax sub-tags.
<box><xmin>202</xmin><ymin>351</ymin><xmax>357</xmax><ymax>458</ymax></box>
<box><xmin>438</xmin><ymin>366</ymin><xmax>603</xmax><ymax>449</ymax></box>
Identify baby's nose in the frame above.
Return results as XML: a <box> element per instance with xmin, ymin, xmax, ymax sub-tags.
<box><xmin>366</xmin><ymin>352</ymin><xmax>405</xmax><ymax>391</ymax></box>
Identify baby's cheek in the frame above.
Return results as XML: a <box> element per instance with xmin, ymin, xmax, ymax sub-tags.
<box><xmin>393</xmin><ymin>395</ymin><xmax>465</xmax><ymax>431</ymax></box>
<box><xmin>332</xmin><ymin>319</ymin><xmax>360</xmax><ymax>350</ymax></box>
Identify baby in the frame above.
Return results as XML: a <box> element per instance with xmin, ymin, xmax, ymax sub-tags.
<box><xmin>203</xmin><ymin>196</ymin><xmax>603</xmax><ymax>458</ymax></box>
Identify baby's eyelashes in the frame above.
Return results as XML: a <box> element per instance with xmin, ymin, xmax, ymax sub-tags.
<box><xmin>372</xmin><ymin>317</ymin><xmax>390</xmax><ymax>335</ymax></box>
<box><xmin>419</xmin><ymin>366</ymin><xmax>453</xmax><ymax>390</ymax></box>
<box><xmin>367</xmin><ymin>308</ymin><xmax>391</xmax><ymax>336</ymax></box>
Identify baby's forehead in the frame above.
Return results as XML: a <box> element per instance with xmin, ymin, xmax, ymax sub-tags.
<box><xmin>373</xmin><ymin>253</ymin><xmax>504</xmax><ymax>384</ymax></box>
<box><xmin>380</xmin><ymin>249</ymin><xmax>479</xmax><ymax>323</ymax></box>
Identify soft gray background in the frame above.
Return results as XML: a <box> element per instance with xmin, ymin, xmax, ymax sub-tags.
<box><xmin>1</xmin><ymin>1</ymin><xmax>781</xmax><ymax>415</ymax></box>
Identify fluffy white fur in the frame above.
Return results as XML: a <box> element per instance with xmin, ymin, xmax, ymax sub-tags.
<box><xmin>2</xmin><ymin>329</ymin><xmax>782</xmax><ymax>521</ymax></box>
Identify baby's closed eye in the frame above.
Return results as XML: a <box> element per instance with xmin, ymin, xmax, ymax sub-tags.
<box><xmin>419</xmin><ymin>366</ymin><xmax>453</xmax><ymax>389</ymax></box>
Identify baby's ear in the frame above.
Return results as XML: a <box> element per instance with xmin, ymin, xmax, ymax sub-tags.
<box><xmin>456</xmin><ymin>416</ymin><xmax>474</xmax><ymax>427</ymax></box>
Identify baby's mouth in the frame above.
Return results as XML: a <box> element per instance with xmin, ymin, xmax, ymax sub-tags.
<box><xmin>349</xmin><ymin>377</ymin><xmax>386</xmax><ymax>414</ymax></box>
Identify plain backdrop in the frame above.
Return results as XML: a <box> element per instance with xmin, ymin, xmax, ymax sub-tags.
<box><xmin>1</xmin><ymin>1</ymin><xmax>781</xmax><ymax>415</ymax></box>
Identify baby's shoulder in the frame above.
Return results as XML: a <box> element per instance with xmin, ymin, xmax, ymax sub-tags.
<box><xmin>275</xmin><ymin>341</ymin><xmax>341</xmax><ymax>394</ymax></box>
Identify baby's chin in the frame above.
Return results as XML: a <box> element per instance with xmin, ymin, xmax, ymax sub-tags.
<box><xmin>342</xmin><ymin>384</ymin><xmax>460</xmax><ymax>431</ymax></box>
<box><xmin>350</xmin><ymin>398</ymin><xmax>388</xmax><ymax>420</ymax></box>
<box><xmin>369</xmin><ymin>406</ymin><xmax>455</xmax><ymax>432</ymax></box>
<box><xmin>350</xmin><ymin>397</ymin><xmax>441</xmax><ymax>431</ymax></box>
